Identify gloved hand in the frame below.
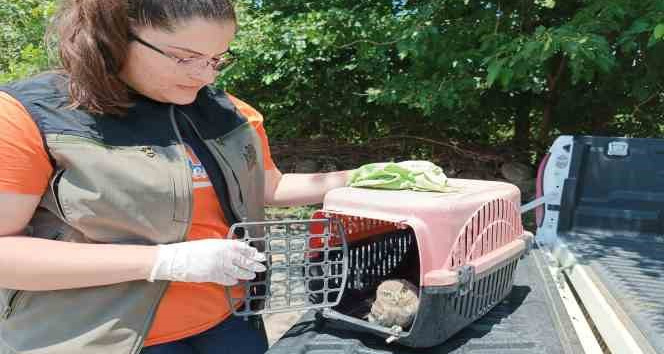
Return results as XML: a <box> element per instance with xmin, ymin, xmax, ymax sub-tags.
<box><xmin>148</xmin><ymin>239</ymin><xmax>266</xmax><ymax>285</ymax></box>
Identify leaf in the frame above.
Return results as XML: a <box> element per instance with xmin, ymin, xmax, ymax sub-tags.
<box><xmin>486</xmin><ymin>59</ymin><xmax>504</xmax><ymax>87</ymax></box>
<box><xmin>628</xmin><ymin>19</ymin><xmax>652</xmax><ymax>35</ymax></box>
<box><xmin>535</xmin><ymin>0</ymin><xmax>556</xmax><ymax>9</ymax></box>
<box><xmin>654</xmin><ymin>24</ymin><xmax>664</xmax><ymax>39</ymax></box>
<box><xmin>499</xmin><ymin>68</ymin><xmax>514</xmax><ymax>88</ymax></box>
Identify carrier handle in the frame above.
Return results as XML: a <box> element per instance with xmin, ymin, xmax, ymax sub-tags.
<box><xmin>423</xmin><ymin>233</ymin><xmax>532</xmax><ymax>290</ymax></box>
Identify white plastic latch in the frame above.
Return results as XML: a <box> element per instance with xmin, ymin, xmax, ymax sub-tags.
<box><xmin>457</xmin><ymin>265</ymin><xmax>475</xmax><ymax>296</ymax></box>
<box><xmin>607</xmin><ymin>141</ymin><xmax>629</xmax><ymax>156</ymax></box>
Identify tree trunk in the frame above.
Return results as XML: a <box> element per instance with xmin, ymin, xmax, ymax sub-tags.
<box><xmin>513</xmin><ymin>93</ymin><xmax>532</xmax><ymax>163</ymax></box>
<box><xmin>537</xmin><ymin>55</ymin><xmax>567</xmax><ymax>150</ymax></box>
<box><xmin>591</xmin><ymin>104</ymin><xmax>613</xmax><ymax>134</ymax></box>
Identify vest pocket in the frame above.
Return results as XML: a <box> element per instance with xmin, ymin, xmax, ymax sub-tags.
<box><xmin>171</xmin><ymin>177</ymin><xmax>188</xmax><ymax>223</ymax></box>
<box><xmin>44</xmin><ymin>135</ymin><xmax>188</xmax><ymax>245</ymax></box>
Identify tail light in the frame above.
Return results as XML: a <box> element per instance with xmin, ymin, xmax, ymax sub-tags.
<box><xmin>535</xmin><ymin>153</ymin><xmax>550</xmax><ymax>227</ymax></box>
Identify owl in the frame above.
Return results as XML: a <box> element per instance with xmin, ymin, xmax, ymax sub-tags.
<box><xmin>368</xmin><ymin>279</ymin><xmax>419</xmax><ymax>329</ymax></box>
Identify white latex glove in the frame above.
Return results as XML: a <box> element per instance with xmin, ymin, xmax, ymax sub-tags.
<box><xmin>148</xmin><ymin>239</ymin><xmax>267</xmax><ymax>285</ymax></box>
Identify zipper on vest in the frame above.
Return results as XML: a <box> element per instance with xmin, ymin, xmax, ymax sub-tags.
<box><xmin>51</xmin><ymin>135</ymin><xmax>114</xmax><ymax>148</ymax></box>
<box><xmin>51</xmin><ymin>135</ymin><xmax>158</xmax><ymax>158</ymax></box>
<box><xmin>1</xmin><ymin>305</ymin><xmax>9</xmax><ymax>320</ymax></box>
<box><xmin>130</xmin><ymin>106</ymin><xmax>193</xmax><ymax>354</ymax></box>
<box><xmin>1</xmin><ymin>290</ymin><xmax>23</xmax><ymax>320</ymax></box>
<box><xmin>168</xmin><ymin>106</ymin><xmax>194</xmax><ymax>239</ymax></box>
<box><xmin>2</xmin><ymin>230</ymin><xmax>67</xmax><ymax>321</ymax></box>
<box><xmin>131</xmin><ymin>107</ymin><xmax>194</xmax><ymax>354</ymax></box>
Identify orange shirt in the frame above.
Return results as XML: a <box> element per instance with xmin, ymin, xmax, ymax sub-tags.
<box><xmin>0</xmin><ymin>92</ymin><xmax>54</xmax><ymax>194</ymax></box>
<box><xmin>0</xmin><ymin>92</ymin><xmax>276</xmax><ymax>346</ymax></box>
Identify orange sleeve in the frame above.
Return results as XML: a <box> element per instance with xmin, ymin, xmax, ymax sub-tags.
<box><xmin>227</xmin><ymin>94</ymin><xmax>277</xmax><ymax>170</ymax></box>
<box><xmin>0</xmin><ymin>92</ymin><xmax>53</xmax><ymax>195</ymax></box>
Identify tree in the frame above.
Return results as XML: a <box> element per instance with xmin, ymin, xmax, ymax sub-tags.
<box><xmin>0</xmin><ymin>0</ymin><xmax>55</xmax><ymax>83</ymax></box>
<box><xmin>224</xmin><ymin>0</ymin><xmax>664</xmax><ymax>162</ymax></box>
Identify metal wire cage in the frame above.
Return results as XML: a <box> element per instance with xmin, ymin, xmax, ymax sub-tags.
<box><xmin>225</xmin><ymin>219</ymin><xmax>349</xmax><ymax>317</ymax></box>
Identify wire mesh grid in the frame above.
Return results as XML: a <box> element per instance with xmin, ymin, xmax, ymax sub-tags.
<box><xmin>451</xmin><ymin>257</ymin><xmax>519</xmax><ymax>320</ymax></box>
<box><xmin>327</xmin><ymin>228</ymin><xmax>419</xmax><ymax>324</ymax></box>
<box><xmin>226</xmin><ymin>219</ymin><xmax>349</xmax><ymax>317</ymax></box>
<box><xmin>345</xmin><ymin>229</ymin><xmax>417</xmax><ymax>292</ymax></box>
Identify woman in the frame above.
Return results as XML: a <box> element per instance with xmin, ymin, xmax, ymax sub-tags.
<box><xmin>0</xmin><ymin>1</ymin><xmax>351</xmax><ymax>353</ymax></box>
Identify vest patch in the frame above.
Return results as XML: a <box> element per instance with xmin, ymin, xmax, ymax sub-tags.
<box><xmin>184</xmin><ymin>144</ymin><xmax>212</xmax><ymax>189</ymax></box>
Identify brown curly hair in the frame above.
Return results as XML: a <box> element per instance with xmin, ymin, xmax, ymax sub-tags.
<box><xmin>49</xmin><ymin>0</ymin><xmax>236</xmax><ymax>115</ymax></box>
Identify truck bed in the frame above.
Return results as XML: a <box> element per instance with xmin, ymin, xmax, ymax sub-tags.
<box><xmin>548</xmin><ymin>136</ymin><xmax>664</xmax><ymax>354</ymax></box>
<box><xmin>557</xmin><ymin>229</ymin><xmax>664</xmax><ymax>353</ymax></box>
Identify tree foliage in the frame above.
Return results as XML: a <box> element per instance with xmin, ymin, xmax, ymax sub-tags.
<box><xmin>2</xmin><ymin>0</ymin><xmax>664</xmax><ymax>162</ymax></box>
<box><xmin>222</xmin><ymin>0</ymin><xmax>664</xmax><ymax>162</ymax></box>
<box><xmin>0</xmin><ymin>0</ymin><xmax>55</xmax><ymax>82</ymax></box>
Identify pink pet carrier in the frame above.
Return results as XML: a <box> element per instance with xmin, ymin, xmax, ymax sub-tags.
<box><xmin>226</xmin><ymin>178</ymin><xmax>533</xmax><ymax>348</ymax></box>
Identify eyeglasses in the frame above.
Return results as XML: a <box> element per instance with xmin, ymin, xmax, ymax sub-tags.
<box><xmin>129</xmin><ymin>33</ymin><xmax>237</xmax><ymax>74</ymax></box>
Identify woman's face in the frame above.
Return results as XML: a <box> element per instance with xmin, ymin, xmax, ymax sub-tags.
<box><xmin>120</xmin><ymin>17</ymin><xmax>235</xmax><ymax>105</ymax></box>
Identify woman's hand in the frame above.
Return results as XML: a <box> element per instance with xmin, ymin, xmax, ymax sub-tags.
<box><xmin>148</xmin><ymin>239</ymin><xmax>266</xmax><ymax>285</ymax></box>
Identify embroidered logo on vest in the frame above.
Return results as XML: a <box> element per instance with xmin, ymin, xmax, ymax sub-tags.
<box><xmin>243</xmin><ymin>144</ymin><xmax>257</xmax><ymax>170</ymax></box>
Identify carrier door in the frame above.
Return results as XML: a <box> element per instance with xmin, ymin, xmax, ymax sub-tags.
<box><xmin>225</xmin><ymin>218</ymin><xmax>349</xmax><ymax>317</ymax></box>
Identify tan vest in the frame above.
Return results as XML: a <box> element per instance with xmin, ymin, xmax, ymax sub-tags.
<box><xmin>0</xmin><ymin>73</ymin><xmax>265</xmax><ymax>354</ymax></box>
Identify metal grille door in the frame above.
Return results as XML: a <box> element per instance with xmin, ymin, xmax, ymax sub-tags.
<box><xmin>226</xmin><ymin>219</ymin><xmax>349</xmax><ymax>316</ymax></box>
